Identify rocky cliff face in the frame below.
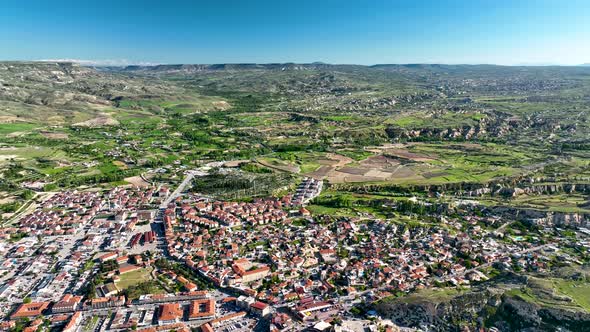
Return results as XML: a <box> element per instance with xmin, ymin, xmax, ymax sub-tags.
<box><xmin>492</xmin><ymin>296</ymin><xmax>590</xmax><ymax>332</ymax></box>
<box><xmin>384</xmin><ymin>109</ymin><xmax>517</xmax><ymax>141</ymax></box>
<box><xmin>375</xmin><ymin>288</ymin><xmax>504</xmax><ymax>331</ymax></box>
<box><xmin>487</xmin><ymin>206</ymin><xmax>589</xmax><ymax>228</ymax></box>
<box><xmin>339</xmin><ymin>179</ymin><xmax>590</xmax><ymax>227</ymax></box>
<box><xmin>466</xmin><ymin>183</ymin><xmax>590</xmax><ymax>198</ymax></box>
<box><xmin>375</xmin><ymin>280</ymin><xmax>590</xmax><ymax>332</ymax></box>
<box><xmin>341</xmin><ymin>177</ymin><xmax>590</xmax><ymax>197</ymax></box>
<box><xmin>384</xmin><ymin>107</ymin><xmax>575</xmax><ymax>142</ymax></box>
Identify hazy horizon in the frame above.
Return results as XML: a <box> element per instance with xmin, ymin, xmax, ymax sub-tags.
<box><xmin>3</xmin><ymin>59</ymin><xmax>588</xmax><ymax>67</ymax></box>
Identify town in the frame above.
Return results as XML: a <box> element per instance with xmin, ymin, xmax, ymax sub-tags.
<box><xmin>0</xmin><ymin>168</ymin><xmax>586</xmax><ymax>332</ymax></box>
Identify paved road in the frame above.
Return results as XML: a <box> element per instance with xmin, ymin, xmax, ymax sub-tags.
<box><xmin>493</xmin><ymin>220</ymin><xmax>515</xmax><ymax>235</ymax></box>
<box><xmin>2</xmin><ymin>192</ymin><xmax>43</xmax><ymax>226</ymax></box>
<box><xmin>159</xmin><ymin>170</ymin><xmax>207</xmax><ymax>209</ymax></box>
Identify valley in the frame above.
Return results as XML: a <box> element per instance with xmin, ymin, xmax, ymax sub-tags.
<box><xmin>1</xmin><ymin>62</ymin><xmax>590</xmax><ymax>331</ymax></box>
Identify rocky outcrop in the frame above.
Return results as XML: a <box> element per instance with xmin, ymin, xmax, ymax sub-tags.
<box><xmin>375</xmin><ymin>282</ymin><xmax>590</xmax><ymax>332</ymax></box>
<box><xmin>487</xmin><ymin>206</ymin><xmax>589</xmax><ymax>228</ymax></box>
<box><xmin>492</xmin><ymin>296</ymin><xmax>590</xmax><ymax>331</ymax></box>
<box><xmin>340</xmin><ymin>178</ymin><xmax>590</xmax><ymax>198</ymax></box>
<box><xmin>384</xmin><ymin>111</ymin><xmax>516</xmax><ymax>141</ymax></box>
<box><xmin>375</xmin><ymin>288</ymin><xmax>504</xmax><ymax>331</ymax></box>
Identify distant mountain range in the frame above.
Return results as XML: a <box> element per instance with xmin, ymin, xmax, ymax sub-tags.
<box><xmin>90</xmin><ymin>63</ymin><xmax>590</xmax><ymax>79</ymax></box>
<box><xmin>35</xmin><ymin>58</ymin><xmax>590</xmax><ymax>68</ymax></box>
<box><xmin>2</xmin><ymin>60</ymin><xmax>590</xmax><ymax>127</ymax></box>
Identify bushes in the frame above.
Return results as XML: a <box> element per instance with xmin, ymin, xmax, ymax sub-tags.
<box><xmin>274</xmin><ymin>142</ymin><xmax>329</xmax><ymax>153</ymax></box>
<box><xmin>58</xmin><ymin>168</ymin><xmax>140</xmax><ymax>187</ymax></box>
<box><xmin>99</xmin><ymin>260</ymin><xmax>119</xmax><ymax>273</ymax></box>
<box><xmin>312</xmin><ymin>195</ymin><xmax>353</xmax><ymax>208</ymax></box>
<box><xmin>20</xmin><ymin>190</ymin><xmax>34</xmax><ymax>200</ymax></box>
<box><xmin>239</xmin><ymin>163</ymin><xmax>272</xmax><ymax>174</ymax></box>
<box><xmin>0</xmin><ymin>202</ymin><xmax>22</xmax><ymax>214</ymax></box>
<box><xmin>192</xmin><ymin>169</ymin><xmax>294</xmax><ymax>198</ymax></box>
<box><xmin>8</xmin><ymin>233</ymin><xmax>27</xmax><ymax>243</ymax></box>
<box><xmin>43</xmin><ymin>183</ymin><xmax>58</xmax><ymax>191</ymax></box>
<box><xmin>154</xmin><ymin>258</ymin><xmax>211</xmax><ymax>290</ymax></box>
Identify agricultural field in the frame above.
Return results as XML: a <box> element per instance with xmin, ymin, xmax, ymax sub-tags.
<box><xmin>0</xmin><ymin>123</ymin><xmax>37</xmax><ymax>135</ymax></box>
<box><xmin>1</xmin><ymin>62</ymin><xmax>590</xmax><ymax>213</ymax></box>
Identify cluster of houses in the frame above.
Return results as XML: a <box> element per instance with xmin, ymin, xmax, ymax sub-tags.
<box><xmin>17</xmin><ymin>191</ymin><xmax>103</xmax><ymax>235</ymax></box>
<box><xmin>291</xmin><ymin>177</ymin><xmax>323</xmax><ymax>205</ymax></box>
<box><xmin>159</xmin><ymin>192</ymin><xmax>558</xmax><ymax>311</ymax></box>
<box><xmin>14</xmin><ymin>187</ymin><xmax>161</xmax><ymax>236</ymax></box>
<box><xmin>0</xmin><ymin>235</ymin><xmax>95</xmax><ymax>319</ymax></box>
<box><xmin>2</xmin><ymin>294</ymin><xmax>125</xmax><ymax>329</ymax></box>
<box><xmin>174</xmin><ymin>198</ymin><xmax>290</xmax><ymax>230</ymax></box>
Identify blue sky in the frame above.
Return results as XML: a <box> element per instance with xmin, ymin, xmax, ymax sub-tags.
<box><xmin>1</xmin><ymin>0</ymin><xmax>589</xmax><ymax>65</ymax></box>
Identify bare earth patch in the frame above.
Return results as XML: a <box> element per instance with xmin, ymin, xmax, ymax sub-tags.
<box><xmin>73</xmin><ymin>113</ymin><xmax>119</xmax><ymax>127</ymax></box>
<box><xmin>306</xmin><ymin>154</ymin><xmax>354</xmax><ymax>179</ymax></box>
<box><xmin>325</xmin><ymin>153</ymin><xmax>354</xmax><ymax>166</ymax></box>
<box><xmin>360</xmin><ymin>155</ymin><xmax>401</xmax><ymax>168</ymax></box>
<box><xmin>0</xmin><ymin>196</ymin><xmax>16</xmax><ymax>204</ymax></box>
<box><xmin>307</xmin><ymin>165</ymin><xmax>333</xmax><ymax>178</ymax></box>
<box><xmin>307</xmin><ymin>153</ymin><xmax>426</xmax><ymax>183</ymax></box>
<box><xmin>40</xmin><ymin>131</ymin><xmax>69</xmax><ymax>139</ymax></box>
<box><xmin>338</xmin><ymin>167</ymin><xmax>367</xmax><ymax>175</ymax></box>
<box><xmin>124</xmin><ymin>176</ymin><xmax>151</xmax><ymax>187</ymax></box>
<box><xmin>6</xmin><ymin>132</ymin><xmax>26</xmax><ymax>138</ymax></box>
<box><xmin>0</xmin><ymin>116</ymin><xmax>20</xmax><ymax>123</ymax></box>
<box><xmin>0</xmin><ymin>154</ymin><xmax>18</xmax><ymax>161</ymax></box>
<box><xmin>366</xmin><ymin>144</ymin><xmax>436</xmax><ymax>162</ymax></box>
<box><xmin>113</xmin><ymin>160</ymin><xmax>128</xmax><ymax>170</ymax></box>
<box><xmin>213</xmin><ymin>101</ymin><xmax>231</xmax><ymax>110</ymax></box>
<box><xmin>257</xmin><ymin>159</ymin><xmax>300</xmax><ymax>173</ymax></box>
<box><xmin>383</xmin><ymin>148</ymin><xmax>435</xmax><ymax>162</ymax></box>
<box><xmin>223</xmin><ymin>159</ymin><xmax>250</xmax><ymax>167</ymax></box>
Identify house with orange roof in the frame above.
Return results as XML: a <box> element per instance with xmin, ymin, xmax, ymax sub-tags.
<box><xmin>158</xmin><ymin>303</ymin><xmax>183</xmax><ymax>325</ymax></box>
<box><xmin>52</xmin><ymin>294</ymin><xmax>83</xmax><ymax>313</ymax></box>
<box><xmin>10</xmin><ymin>302</ymin><xmax>50</xmax><ymax>320</ymax></box>
<box><xmin>200</xmin><ymin>323</ymin><xmax>214</xmax><ymax>332</ymax></box>
<box><xmin>250</xmin><ymin>301</ymin><xmax>270</xmax><ymax>316</ymax></box>
<box><xmin>118</xmin><ymin>264</ymin><xmax>142</xmax><ymax>274</ymax></box>
<box><xmin>98</xmin><ymin>252</ymin><xmax>118</xmax><ymax>262</ymax></box>
<box><xmin>209</xmin><ymin>312</ymin><xmax>247</xmax><ymax>328</ymax></box>
<box><xmin>62</xmin><ymin>312</ymin><xmax>82</xmax><ymax>332</ymax></box>
<box><xmin>188</xmin><ymin>298</ymin><xmax>215</xmax><ymax>320</ymax></box>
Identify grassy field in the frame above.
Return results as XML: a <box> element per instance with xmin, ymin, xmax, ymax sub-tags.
<box><xmin>306</xmin><ymin>204</ymin><xmax>358</xmax><ymax>217</ymax></box>
<box><xmin>0</xmin><ymin>146</ymin><xmax>64</xmax><ymax>165</ymax></box>
<box><xmin>252</xmin><ymin>140</ymin><xmax>554</xmax><ymax>186</ymax></box>
<box><xmin>116</xmin><ymin>267</ymin><xmax>154</xmax><ymax>289</ymax></box>
<box><xmin>0</xmin><ymin>123</ymin><xmax>37</xmax><ymax>135</ymax></box>
<box><xmin>387</xmin><ymin>287</ymin><xmax>464</xmax><ymax>304</ymax></box>
<box><xmin>553</xmin><ymin>279</ymin><xmax>590</xmax><ymax>311</ymax></box>
<box><xmin>505</xmin><ymin>277</ymin><xmax>590</xmax><ymax>312</ymax></box>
